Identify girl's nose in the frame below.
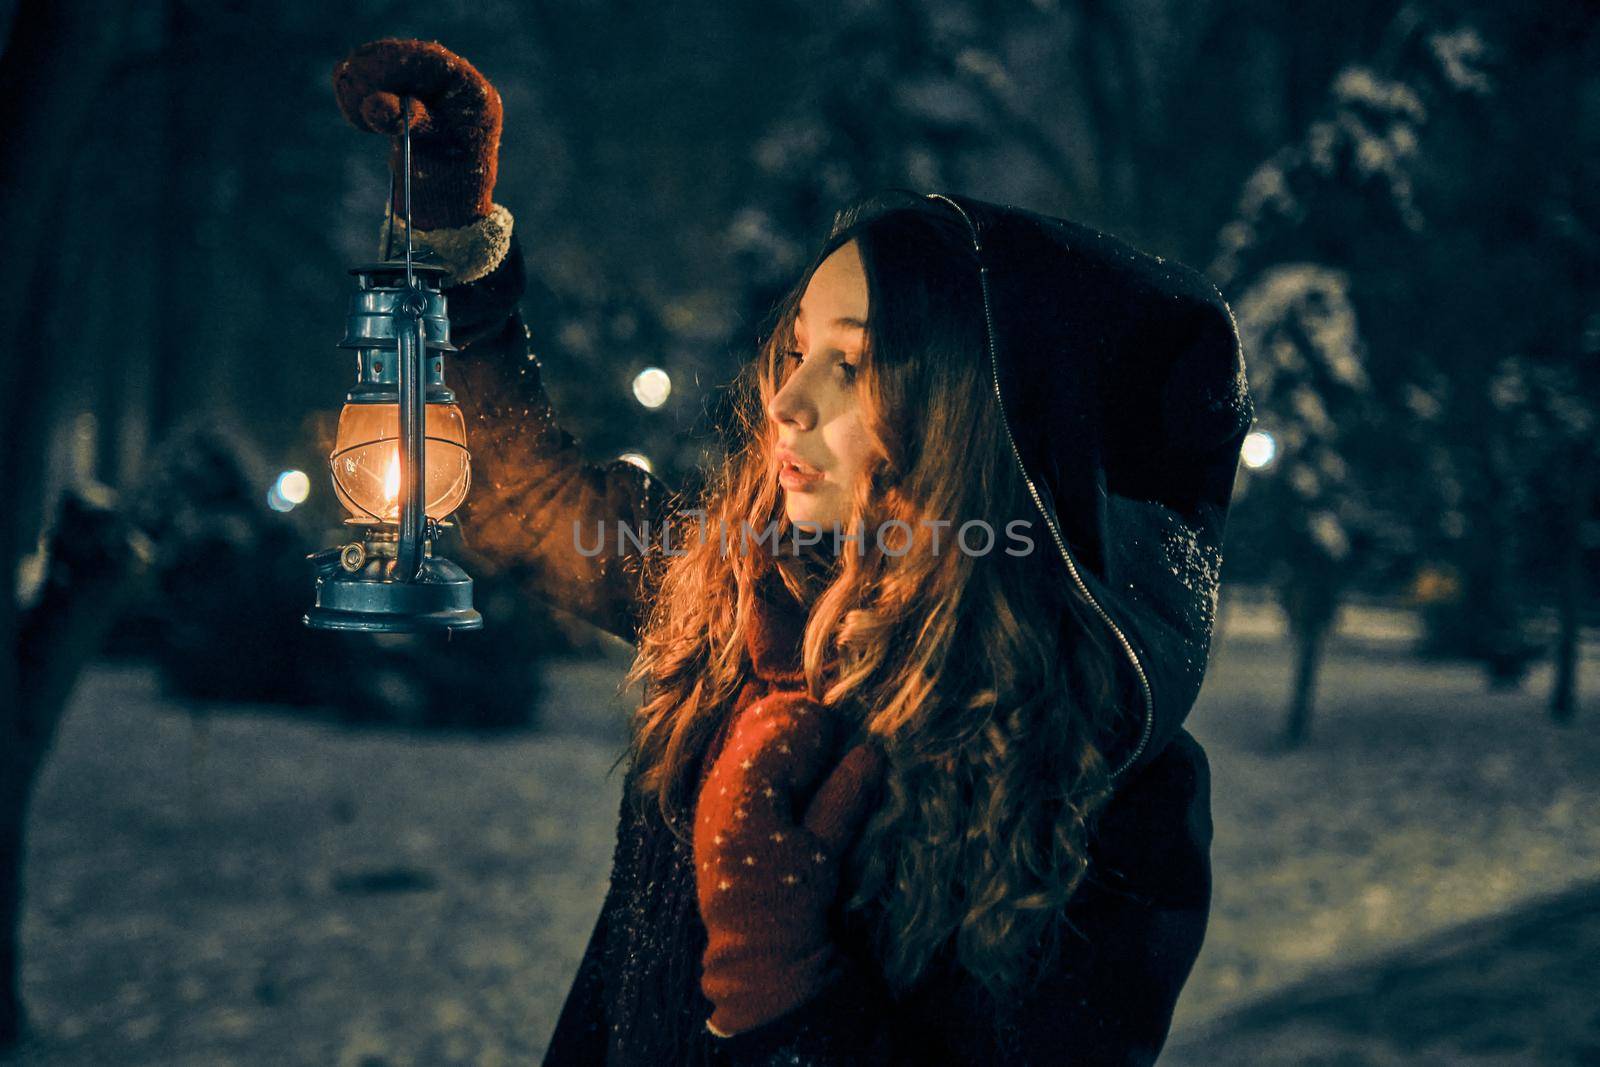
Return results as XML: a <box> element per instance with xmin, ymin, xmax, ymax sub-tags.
<box><xmin>767</xmin><ymin>371</ymin><xmax>815</xmax><ymax>431</ymax></box>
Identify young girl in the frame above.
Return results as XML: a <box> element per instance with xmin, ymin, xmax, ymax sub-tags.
<box><xmin>335</xmin><ymin>38</ymin><xmax>1252</xmax><ymax>1066</ymax></box>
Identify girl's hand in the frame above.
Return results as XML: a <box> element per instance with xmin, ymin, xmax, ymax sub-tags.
<box><xmin>693</xmin><ymin>692</ymin><xmax>887</xmax><ymax>1036</ymax></box>
<box><xmin>332</xmin><ymin>38</ymin><xmax>502</xmax><ymax>229</ymax></box>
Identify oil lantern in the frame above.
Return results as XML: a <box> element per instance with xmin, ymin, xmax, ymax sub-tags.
<box><xmin>304</xmin><ymin>101</ymin><xmax>483</xmax><ymax>632</ymax></box>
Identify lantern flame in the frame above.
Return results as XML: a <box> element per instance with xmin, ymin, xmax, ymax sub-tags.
<box><xmin>383</xmin><ymin>451</ymin><xmax>401</xmax><ymax>503</ymax></box>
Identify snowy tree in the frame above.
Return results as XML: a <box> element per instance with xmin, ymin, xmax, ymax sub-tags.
<box><xmin>1229</xmin><ymin>265</ymin><xmax>1383</xmax><ymax>744</ymax></box>
<box><xmin>1207</xmin><ymin>5</ymin><xmax>1592</xmax><ymax>740</ymax></box>
<box><xmin>1220</xmin><ymin>2</ymin><xmax>1599</xmax><ymax>726</ymax></box>
<box><xmin>1211</xmin><ymin>9</ymin><xmax>1486</xmax><ymax>739</ymax></box>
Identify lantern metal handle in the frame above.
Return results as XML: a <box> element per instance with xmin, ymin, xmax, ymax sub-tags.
<box><xmin>395</xmin><ymin>95</ymin><xmax>427</xmax><ymax>581</ymax></box>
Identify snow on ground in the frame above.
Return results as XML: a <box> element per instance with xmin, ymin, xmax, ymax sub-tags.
<box><xmin>7</xmin><ymin>653</ymin><xmax>638</xmax><ymax>1067</ymax></box>
<box><xmin>1162</xmin><ymin>878</ymin><xmax>1600</xmax><ymax>1065</ymax></box>
<box><xmin>3</xmin><ymin>615</ymin><xmax>1597</xmax><ymax>1065</ymax></box>
<box><xmin>1179</xmin><ymin>635</ymin><xmax>1600</xmax><ymax>1029</ymax></box>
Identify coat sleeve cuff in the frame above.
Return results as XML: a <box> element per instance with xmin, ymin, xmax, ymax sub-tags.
<box><xmin>703</xmin><ymin>951</ymin><xmax>895</xmax><ymax>1064</ymax></box>
<box><xmin>378</xmin><ymin>202</ymin><xmax>515</xmax><ymax>285</ymax></box>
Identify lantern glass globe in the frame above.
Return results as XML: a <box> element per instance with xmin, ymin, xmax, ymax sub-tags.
<box><xmin>329</xmin><ymin>402</ymin><xmax>471</xmax><ymax>522</ymax></box>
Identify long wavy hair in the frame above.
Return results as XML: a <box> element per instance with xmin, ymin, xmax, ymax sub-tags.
<box><xmin>621</xmin><ymin>196</ymin><xmax>1133</xmax><ymax>1002</ymax></box>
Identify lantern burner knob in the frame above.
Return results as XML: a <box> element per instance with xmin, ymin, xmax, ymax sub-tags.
<box><xmin>339</xmin><ymin>542</ymin><xmax>367</xmax><ymax>572</ymax></box>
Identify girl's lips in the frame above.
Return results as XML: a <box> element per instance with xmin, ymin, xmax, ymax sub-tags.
<box><xmin>778</xmin><ymin>462</ymin><xmax>825</xmax><ymax>490</ymax></box>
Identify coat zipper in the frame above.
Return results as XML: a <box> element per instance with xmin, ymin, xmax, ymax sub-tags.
<box><xmin>926</xmin><ymin>194</ymin><xmax>1154</xmax><ymax>780</ymax></box>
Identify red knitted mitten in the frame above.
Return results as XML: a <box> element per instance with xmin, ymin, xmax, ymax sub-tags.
<box><xmin>694</xmin><ymin>691</ymin><xmax>887</xmax><ymax>1036</ymax></box>
<box><xmin>332</xmin><ymin>38</ymin><xmax>502</xmax><ymax>229</ymax></box>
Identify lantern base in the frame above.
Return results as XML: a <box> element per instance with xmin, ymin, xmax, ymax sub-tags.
<box><xmin>304</xmin><ymin>553</ymin><xmax>483</xmax><ymax>633</ymax></box>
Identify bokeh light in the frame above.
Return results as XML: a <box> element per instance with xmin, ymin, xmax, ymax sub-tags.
<box><xmin>1241</xmin><ymin>430</ymin><xmax>1277</xmax><ymax>470</ymax></box>
<box><xmin>278</xmin><ymin>470</ymin><xmax>311</xmax><ymax>503</ymax></box>
<box><xmin>267</xmin><ymin>469</ymin><xmax>311</xmax><ymax>512</ymax></box>
<box><xmin>631</xmin><ymin>367</ymin><xmax>672</xmax><ymax>409</ymax></box>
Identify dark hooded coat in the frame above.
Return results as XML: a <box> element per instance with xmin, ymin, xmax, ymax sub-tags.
<box><xmin>438</xmin><ymin>192</ymin><xmax>1253</xmax><ymax>1065</ymax></box>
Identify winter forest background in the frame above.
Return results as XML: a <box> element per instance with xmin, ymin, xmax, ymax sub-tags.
<box><xmin>2</xmin><ymin>0</ymin><xmax>1597</xmax><ymax>1063</ymax></box>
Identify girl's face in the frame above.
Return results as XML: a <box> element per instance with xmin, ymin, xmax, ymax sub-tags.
<box><xmin>768</xmin><ymin>240</ymin><xmax>875</xmax><ymax>532</ymax></box>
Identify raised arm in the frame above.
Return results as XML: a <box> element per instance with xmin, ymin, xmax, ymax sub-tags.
<box><xmin>334</xmin><ymin>38</ymin><xmax>680</xmax><ymax>644</ymax></box>
<box><xmin>444</xmin><ymin>235</ymin><xmax>678</xmax><ymax>644</ymax></box>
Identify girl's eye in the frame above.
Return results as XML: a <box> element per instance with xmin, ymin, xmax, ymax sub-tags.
<box><xmin>783</xmin><ymin>350</ymin><xmax>858</xmax><ymax>383</ymax></box>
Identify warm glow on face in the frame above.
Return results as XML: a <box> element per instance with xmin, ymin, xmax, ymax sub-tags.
<box><xmin>383</xmin><ymin>451</ymin><xmax>401</xmax><ymax>503</ymax></box>
<box><xmin>767</xmin><ymin>240</ymin><xmax>873</xmax><ymax>530</ymax></box>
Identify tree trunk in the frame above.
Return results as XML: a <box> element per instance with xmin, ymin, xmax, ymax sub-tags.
<box><xmin>0</xmin><ymin>0</ymin><xmax>123</xmax><ymax>569</ymax></box>
<box><xmin>0</xmin><ymin>1</ymin><xmax>130</xmax><ymax>1046</ymax></box>
<box><xmin>1281</xmin><ymin>578</ymin><xmax>1338</xmax><ymax>748</ymax></box>
<box><xmin>1</xmin><ymin>495</ymin><xmax>147</xmax><ymax>1049</ymax></box>
<box><xmin>0</xmin><ymin>754</ymin><xmax>34</xmax><ymax>1047</ymax></box>
<box><xmin>1551</xmin><ymin>443</ymin><xmax>1593</xmax><ymax>723</ymax></box>
<box><xmin>1284</xmin><ymin>614</ymin><xmax>1329</xmax><ymax>748</ymax></box>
